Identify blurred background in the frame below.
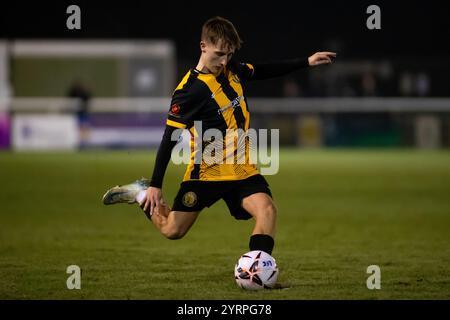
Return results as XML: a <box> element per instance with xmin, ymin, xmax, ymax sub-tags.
<box><xmin>0</xmin><ymin>0</ymin><xmax>449</xmax><ymax>151</ymax></box>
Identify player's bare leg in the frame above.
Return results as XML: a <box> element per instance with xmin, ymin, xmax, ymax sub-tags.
<box><xmin>102</xmin><ymin>178</ymin><xmax>199</xmax><ymax>239</ymax></box>
<box><xmin>141</xmin><ymin>202</ymin><xmax>200</xmax><ymax>240</ymax></box>
<box><xmin>242</xmin><ymin>192</ymin><xmax>277</xmax><ymax>238</ymax></box>
<box><xmin>240</xmin><ymin>192</ymin><xmax>277</xmax><ymax>256</ymax></box>
<box><xmin>242</xmin><ymin>191</ymin><xmax>286</xmax><ymax>288</ymax></box>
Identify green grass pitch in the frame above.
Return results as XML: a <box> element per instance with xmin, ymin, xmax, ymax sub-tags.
<box><xmin>1</xmin><ymin>149</ymin><xmax>449</xmax><ymax>299</ymax></box>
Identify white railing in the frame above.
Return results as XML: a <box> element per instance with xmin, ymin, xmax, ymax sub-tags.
<box><xmin>4</xmin><ymin>97</ymin><xmax>450</xmax><ymax>113</ymax></box>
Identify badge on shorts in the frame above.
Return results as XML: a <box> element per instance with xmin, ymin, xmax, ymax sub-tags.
<box><xmin>182</xmin><ymin>191</ymin><xmax>197</xmax><ymax>208</ymax></box>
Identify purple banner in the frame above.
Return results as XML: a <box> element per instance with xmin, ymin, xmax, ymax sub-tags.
<box><xmin>80</xmin><ymin>112</ymin><xmax>167</xmax><ymax>148</ymax></box>
<box><xmin>0</xmin><ymin>113</ymin><xmax>10</xmax><ymax>149</ymax></box>
<box><xmin>89</xmin><ymin>112</ymin><xmax>167</xmax><ymax>128</ymax></box>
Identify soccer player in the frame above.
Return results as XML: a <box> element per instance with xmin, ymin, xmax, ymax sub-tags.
<box><xmin>102</xmin><ymin>16</ymin><xmax>335</xmax><ymax>256</ymax></box>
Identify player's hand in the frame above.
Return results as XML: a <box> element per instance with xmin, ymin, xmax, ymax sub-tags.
<box><xmin>308</xmin><ymin>52</ymin><xmax>337</xmax><ymax>66</ymax></box>
<box><xmin>144</xmin><ymin>187</ymin><xmax>165</xmax><ymax>216</ymax></box>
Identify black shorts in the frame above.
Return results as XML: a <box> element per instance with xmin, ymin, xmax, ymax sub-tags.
<box><xmin>172</xmin><ymin>174</ymin><xmax>272</xmax><ymax>220</ymax></box>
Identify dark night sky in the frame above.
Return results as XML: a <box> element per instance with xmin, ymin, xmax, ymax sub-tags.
<box><xmin>2</xmin><ymin>0</ymin><xmax>449</xmax><ymax>96</ymax></box>
<box><xmin>2</xmin><ymin>0</ymin><xmax>449</xmax><ymax>60</ymax></box>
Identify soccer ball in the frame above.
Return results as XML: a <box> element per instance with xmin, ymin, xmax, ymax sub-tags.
<box><xmin>234</xmin><ymin>250</ymin><xmax>278</xmax><ymax>290</ymax></box>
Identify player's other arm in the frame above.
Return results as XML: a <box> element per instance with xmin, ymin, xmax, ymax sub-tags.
<box><xmin>145</xmin><ymin>124</ymin><xmax>180</xmax><ymax>215</ymax></box>
<box><xmin>145</xmin><ymin>83</ymin><xmax>205</xmax><ymax>215</ymax></box>
<box><xmin>235</xmin><ymin>52</ymin><xmax>336</xmax><ymax>81</ymax></box>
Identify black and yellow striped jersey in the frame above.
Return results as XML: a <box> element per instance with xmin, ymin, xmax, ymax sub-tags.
<box><xmin>150</xmin><ymin>57</ymin><xmax>309</xmax><ymax>188</ymax></box>
<box><xmin>167</xmin><ymin>62</ymin><xmax>258</xmax><ymax>182</ymax></box>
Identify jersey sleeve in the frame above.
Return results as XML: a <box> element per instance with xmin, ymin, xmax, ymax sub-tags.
<box><xmin>149</xmin><ymin>125</ymin><xmax>180</xmax><ymax>188</ymax></box>
<box><xmin>231</xmin><ymin>57</ymin><xmax>309</xmax><ymax>82</ymax></box>
<box><xmin>250</xmin><ymin>57</ymin><xmax>309</xmax><ymax>80</ymax></box>
<box><xmin>229</xmin><ymin>59</ymin><xmax>255</xmax><ymax>82</ymax></box>
<box><xmin>166</xmin><ymin>82</ymin><xmax>205</xmax><ymax>129</ymax></box>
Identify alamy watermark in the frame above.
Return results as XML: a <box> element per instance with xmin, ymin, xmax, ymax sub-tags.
<box><xmin>66</xmin><ymin>265</ymin><xmax>81</xmax><ymax>290</ymax></box>
<box><xmin>366</xmin><ymin>5</ymin><xmax>381</xmax><ymax>30</ymax></box>
<box><xmin>170</xmin><ymin>121</ymin><xmax>279</xmax><ymax>175</ymax></box>
<box><xmin>66</xmin><ymin>5</ymin><xmax>81</xmax><ymax>30</ymax></box>
<box><xmin>366</xmin><ymin>265</ymin><xmax>381</xmax><ymax>290</ymax></box>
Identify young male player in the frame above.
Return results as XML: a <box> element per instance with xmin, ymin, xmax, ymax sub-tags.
<box><xmin>103</xmin><ymin>16</ymin><xmax>336</xmax><ymax>256</ymax></box>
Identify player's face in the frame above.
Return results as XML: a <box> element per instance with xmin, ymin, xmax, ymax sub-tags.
<box><xmin>201</xmin><ymin>39</ymin><xmax>234</xmax><ymax>74</ymax></box>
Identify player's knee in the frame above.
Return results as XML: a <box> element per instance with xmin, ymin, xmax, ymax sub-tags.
<box><xmin>161</xmin><ymin>225</ymin><xmax>186</xmax><ymax>240</ymax></box>
<box><xmin>166</xmin><ymin>232</ymin><xmax>184</xmax><ymax>240</ymax></box>
<box><xmin>265</xmin><ymin>202</ymin><xmax>277</xmax><ymax>220</ymax></box>
<box><xmin>256</xmin><ymin>201</ymin><xmax>277</xmax><ymax>222</ymax></box>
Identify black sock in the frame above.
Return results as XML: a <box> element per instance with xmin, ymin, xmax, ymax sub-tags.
<box><xmin>139</xmin><ymin>203</ymin><xmax>152</xmax><ymax>220</ymax></box>
<box><xmin>249</xmin><ymin>234</ymin><xmax>274</xmax><ymax>255</ymax></box>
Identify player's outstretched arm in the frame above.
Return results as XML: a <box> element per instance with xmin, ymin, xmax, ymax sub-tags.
<box><xmin>307</xmin><ymin>52</ymin><xmax>337</xmax><ymax>66</ymax></box>
<box><xmin>240</xmin><ymin>51</ymin><xmax>337</xmax><ymax>81</ymax></box>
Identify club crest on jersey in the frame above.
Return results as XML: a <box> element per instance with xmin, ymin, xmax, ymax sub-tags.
<box><xmin>169</xmin><ymin>103</ymin><xmax>181</xmax><ymax>117</ymax></box>
<box><xmin>182</xmin><ymin>191</ymin><xmax>197</xmax><ymax>207</ymax></box>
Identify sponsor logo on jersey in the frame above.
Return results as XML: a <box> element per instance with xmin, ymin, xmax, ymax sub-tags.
<box><xmin>169</xmin><ymin>103</ymin><xmax>181</xmax><ymax>117</ymax></box>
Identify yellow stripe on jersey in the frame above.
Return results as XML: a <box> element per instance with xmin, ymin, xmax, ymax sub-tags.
<box><xmin>166</xmin><ymin>119</ymin><xmax>186</xmax><ymax>129</ymax></box>
<box><xmin>196</xmin><ymin>73</ymin><xmax>229</xmax><ymax>106</ymax></box>
<box><xmin>246</xmin><ymin>63</ymin><xmax>255</xmax><ymax>77</ymax></box>
<box><xmin>183</xmin><ymin>126</ymin><xmax>199</xmax><ymax>181</ymax></box>
<box><xmin>174</xmin><ymin>71</ymin><xmax>192</xmax><ymax>92</ymax></box>
<box><xmin>228</xmin><ymin>78</ymin><xmax>250</xmax><ymax>129</ymax></box>
<box><xmin>196</xmin><ymin>73</ymin><xmax>238</xmax><ymax>130</ymax></box>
